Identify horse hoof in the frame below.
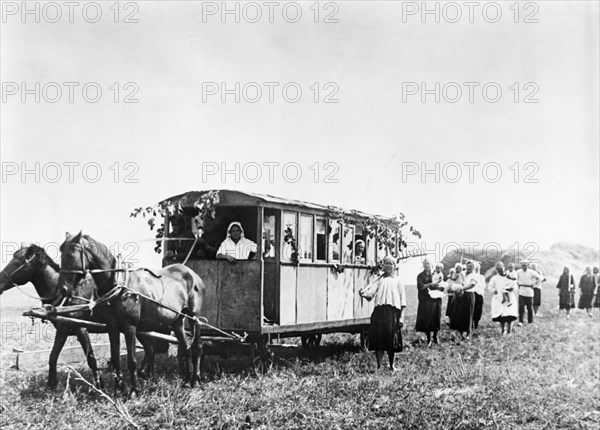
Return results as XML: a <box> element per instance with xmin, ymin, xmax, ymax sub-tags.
<box><xmin>182</xmin><ymin>381</ymin><xmax>192</xmax><ymax>389</ymax></box>
<box><xmin>128</xmin><ymin>389</ymin><xmax>138</xmax><ymax>400</ymax></box>
<box><xmin>47</xmin><ymin>383</ymin><xmax>57</xmax><ymax>391</ymax></box>
<box><xmin>137</xmin><ymin>369</ymin><xmax>148</xmax><ymax>379</ymax></box>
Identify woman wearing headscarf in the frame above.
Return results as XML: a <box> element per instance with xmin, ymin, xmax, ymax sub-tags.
<box><xmin>488</xmin><ymin>261</ymin><xmax>518</xmax><ymax>335</ymax></box>
<box><xmin>577</xmin><ymin>267</ymin><xmax>596</xmax><ymax>317</ymax></box>
<box><xmin>472</xmin><ymin>262</ymin><xmax>486</xmax><ymax>330</ymax></box>
<box><xmin>593</xmin><ymin>267</ymin><xmax>600</xmax><ymax>309</ymax></box>
<box><xmin>415</xmin><ymin>260</ymin><xmax>445</xmax><ymax>346</ymax></box>
<box><xmin>359</xmin><ymin>256</ymin><xmax>406</xmax><ymax>371</ymax></box>
<box><xmin>449</xmin><ymin>261</ymin><xmax>478</xmax><ymax>340</ymax></box>
<box><xmin>445</xmin><ymin>263</ymin><xmax>464</xmax><ymax>322</ymax></box>
<box><xmin>556</xmin><ymin>267</ymin><xmax>576</xmax><ymax>318</ymax></box>
<box><xmin>216</xmin><ymin>222</ymin><xmax>258</xmax><ymax>264</ymax></box>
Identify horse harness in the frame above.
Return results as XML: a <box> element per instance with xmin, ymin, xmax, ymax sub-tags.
<box><xmin>58</xmin><ymin>242</ymin><xmax>221</xmax><ymax>333</ymax></box>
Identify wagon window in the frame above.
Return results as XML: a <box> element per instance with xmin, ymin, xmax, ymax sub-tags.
<box><xmin>328</xmin><ymin>221</ymin><xmax>341</xmax><ymax>263</ymax></box>
<box><xmin>354</xmin><ymin>225</ymin><xmax>367</xmax><ymax>265</ymax></box>
<box><xmin>263</xmin><ymin>211</ymin><xmax>276</xmax><ymax>260</ymax></box>
<box><xmin>299</xmin><ymin>214</ymin><xmax>314</xmax><ymax>261</ymax></box>
<box><xmin>365</xmin><ymin>233</ymin><xmax>375</xmax><ymax>265</ymax></box>
<box><xmin>342</xmin><ymin>224</ymin><xmax>355</xmax><ymax>264</ymax></box>
<box><xmin>315</xmin><ymin>217</ymin><xmax>327</xmax><ymax>261</ymax></box>
<box><xmin>282</xmin><ymin>211</ymin><xmax>297</xmax><ymax>262</ymax></box>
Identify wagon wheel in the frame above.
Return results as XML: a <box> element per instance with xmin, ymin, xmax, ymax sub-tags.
<box><xmin>300</xmin><ymin>334</ymin><xmax>322</xmax><ymax>350</ymax></box>
<box><xmin>252</xmin><ymin>335</ymin><xmax>273</xmax><ymax>375</ymax></box>
<box><xmin>360</xmin><ymin>332</ymin><xmax>370</xmax><ymax>351</ymax></box>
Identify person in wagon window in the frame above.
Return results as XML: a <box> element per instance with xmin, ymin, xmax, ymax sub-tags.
<box><xmin>216</xmin><ymin>222</ymin><xmax>257</xmax><ymax>264</ymax></box>
<box><xmin>353</xmin><ymin>240</ymin><xmax>366</xmax><ymax>264</ymax></box>
<box><xmin>358</xmin><ymin>256</ymin><xmax>406</xmax><ymax>371</ymax></box>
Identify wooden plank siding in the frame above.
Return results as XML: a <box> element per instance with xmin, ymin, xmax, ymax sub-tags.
<box><xmin>185</xmin><ymin>260</ymin><xmax>261</xmax><ymax>332</ymax></box>
<box><xmin>326</xmin><ymin>269</ymin><xmax>355</xmax><ymax>321</ymax></box>
<box><xmin>354</xmin><ymin>268</ymin><xmax>376</xmax><ymax>319</ymax></box>
<box><xmin>279</xmin><ymin>265</ymin><xmax>297</xmax><ymax>325</ymax></box>
<box><xmin>296</xmin><ymin>266</ymin><xmax>327</xmax><ymax>323</ymax></box>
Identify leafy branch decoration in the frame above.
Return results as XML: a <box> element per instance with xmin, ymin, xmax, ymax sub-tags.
<box><xmin>130</xmin><ymin>190</ymin><xmax>220</xmax><ymax>253</ymax></box>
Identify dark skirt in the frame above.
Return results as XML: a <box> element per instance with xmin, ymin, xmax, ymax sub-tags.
<box><xmin>449</xmin><ymin>292</ymin><xmax>474</xmax><ymax>333</ymax></box>
<box><xmin>594</xmin><ymin>290</ymin><xmax>600</xmax><ymax>308</ymax></box>
<box><xmin>559</xmin><ymin>289</ymin><xmax>575</xmax><ymax>309</ymax></box>
<box><xmin>415</xmin><ymin>296</ymin><xmax>442</xmax><ymax>333</ymax></box>
<box><xmin>369</xmin><ymin>305</ymin><xmax>403</xmax><ymax>352</ymax></box>
<box><xmin>578</xmin><ymin>291</ymin><xmax>594</xmax><ymax>309</ymax></box>
<box><xmin>473</xmin><ymin>294</ymin><xmax>484</xmax><ymax>328</ymax></box>
<box><xmin>533</xmin><ymin>288</ymin><xmax>541</xmax><ymax>306</ymax></box>
<box><xmin>492</xmin><ymin>314</ymin><xmax>517</xmax><ymax>323</ymax></box>
<box><xmin>446</xmin><ymin>296</ymin><xmax>454</xmax><ymax>317</ymax></box>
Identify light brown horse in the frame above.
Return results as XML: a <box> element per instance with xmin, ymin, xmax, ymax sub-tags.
<box><xmin>57</xmin><ymin>232</ymin><xmax>206</xmax><ymax>395</ymax></box>
<box><xmin>0</xmin><ymin>244</ymin><xmax>103</xmax><ymax>389</ymax></box>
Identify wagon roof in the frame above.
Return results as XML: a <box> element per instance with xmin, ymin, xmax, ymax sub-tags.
<box><xmin>160</xmin><ymin>189</ymin><xmax>394</xmax><ymax>221</ymax></box>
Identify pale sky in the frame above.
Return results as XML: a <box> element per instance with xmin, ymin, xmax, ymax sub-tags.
<box><xmin>1</xmin><ymin>1</ymin><xmax>598</xmax><ymax>280</ymax></box>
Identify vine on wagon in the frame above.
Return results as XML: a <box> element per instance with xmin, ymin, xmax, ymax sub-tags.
<box><xmin>325</xmin><ymin>206</ymin><xmax>422</xmax><ymax>275</ymax></box>
<box><xmin>130</xmin><ymin>191</ymin><xmax>220</xmax><ymax>253</ymax></box>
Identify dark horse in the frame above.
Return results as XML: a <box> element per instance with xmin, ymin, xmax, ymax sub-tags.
<box><xmin>58</xmin><ymin>232</ymin><xmax>206</xmax><ymax>395</ymax></box>
<box><xmin>0</xmin><ymin>244</ymin><xmax>104</xmax><ymax>389</ymax></box>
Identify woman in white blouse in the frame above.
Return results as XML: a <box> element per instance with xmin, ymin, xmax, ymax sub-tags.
<box><xmin>216</xmin><ymin>222</ymin><xmax>258</xmax><ymax>264</ymax></box>
<box><xmin>359</xmin><ymin>256</ymin><xmax>407</xmax><ymax>371</ymax></box>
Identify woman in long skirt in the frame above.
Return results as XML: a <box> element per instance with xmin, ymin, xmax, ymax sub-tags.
<box><xmin>449</xmin><ymin>261</ymin><xmax>478</xmax><ymax>340</ymax></box>
<box><xmin>359</xmin><ymin>256</ymin><xmax>407</xmax><ymax>371</ymax></box>
<box><xmin>446</xmin><ymin>264</ymin><xmax>464</xmax><ymax>322</ymax></box>
<box><xmin>415</xmin><ymin>261</ymin><xmax>445</xmax><ymax>346</ymax></box>
<box><xmin>593</xmin><ymin>267</ymin><xmax>600</xmax><ymax>309</ymax></box>
<box><xmin>578</xmin><ymin>267</ymin><xmax>596</xmax><ymax>317</ymax></box>
<box><xmin>472</xmin><ymin>262</ymin><xmax>485</xmax><ymax>330</ymax></box>
<box><xmin>557</xmin><ymin>267</ymin><xmax>576</xmax><ymax>317</ymax></box>
<box><xmin>488</xmin><ymin>261</ymin><xmax>518</xmax><ymax>335</ymax></box>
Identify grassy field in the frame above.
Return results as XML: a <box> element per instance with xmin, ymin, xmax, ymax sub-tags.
<box><xmin>1</xmin><ymin>284</ymin><xmax>599</xmax><ymax>429</ymax></box>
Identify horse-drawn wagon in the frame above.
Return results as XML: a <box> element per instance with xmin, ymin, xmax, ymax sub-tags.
<box><xmin>157</xmin><ymin>189</ymin><xmax>418</xmax><ymax>359</ymax></box>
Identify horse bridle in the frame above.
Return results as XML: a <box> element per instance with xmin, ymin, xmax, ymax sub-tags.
<box><xmin>0</xmin><ymin>252</ymin><xmax>63</xmax><ymax>302</ymax></box>
<box><xmin>5</xmin><ymin>253</ymin><xmax>36</xmax><ymax>280</ymax></box>
<box><xmin>59</xmin><ymin>242</ymin><xmax>129</xmax><ymax>304</ymax></box>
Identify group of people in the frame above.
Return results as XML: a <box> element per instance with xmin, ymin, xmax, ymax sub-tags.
<box><xmin>358</xmin><ymin>258</ymin><xmax>600</xmax><ymax>371</ymax></box>
<box><xmin>556</xmin><ymin>266</ymin><xmax>600</xmax><ymax>317</ymax></box>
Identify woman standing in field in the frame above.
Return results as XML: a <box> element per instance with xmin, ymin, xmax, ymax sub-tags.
<box><xmin>530</xmin><ymin>263</ymin><xmax>546</xmax><ymax>317</ymax></box>
<box><xmin>446</xmin><ymin>264</ymin><xmax>464</xmax><ymax>322</ymax></box>
<box><xmin>577</xmin><ymin>267</ymin><xmax>596</xmax><ymax>317</ymax></box>
<box><xmin>488</xmin><ymin>261</ymin><xmax>518</xmax><ymax>335</ymax></box>
<box><xmin>415</xmin><ymin>260</ymin><xmax>445</xmax><ymax>346</ymax></box>
<box><xmin>472</xmin><ymin>262</ymin><xmax>486</xmax><ymax>330</ymax></box>
<box><xmin>359</xmin><ymin>256</ymin><xmax>407</xmax><ymax>371</ymax></box>
<box><xmin>557</xmin><ymin>267</ymin><xmax>576</xmax><ymax>318</ymax></box>
<box><xmin>593</xmin><ymin>267</ymin><xmax>600</xmax><ymax>310</ymax></box>
<box><xmin>449</xmin><ymin>261</ymin><xmax>478</xmax><ymax>340</ymax></box>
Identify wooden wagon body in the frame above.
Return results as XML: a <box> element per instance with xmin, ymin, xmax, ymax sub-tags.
<box><xmin>161</xmin><ymin>190</ymin><xmax>406</xmax><ymax>344</ymax></box>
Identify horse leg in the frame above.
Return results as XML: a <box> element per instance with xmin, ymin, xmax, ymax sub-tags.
<box><xmin>136</xmin><ymin>333</ymin><xmax>155</xmax><ymax>379</ymax></box>
<box><xmin>48</xmin><ymin>325</ymin><xmax>69</xmax><ymax>389</ymax></box>
<box><xmin>108</xmin><ymin>326</ymin><xmax>124</xmax><ymax>394</ymax></box>
<box><xmin>172</xmin><ymin>317</ymin><xmax>191</xmax><ymax>387</ymax></box>
<box><xmin>191</xmin><ymin>321</ymin><xmax>203</xmax><ymax>388</ymax></box>
<box><xmin>74</xmin><ymin>327</ymin><xmax>104</xmax><ymax>389</ymax></box>
<box><xmin>123</xmin><ymin>324</ymin><xmax>139</xmax><ymax>397</ymax></box>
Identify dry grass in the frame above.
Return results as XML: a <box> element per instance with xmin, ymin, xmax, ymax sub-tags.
<box><xmin>1</xmin><ymin>285</ymin><xmax>599</xmax><ymax>429</ymax></box>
